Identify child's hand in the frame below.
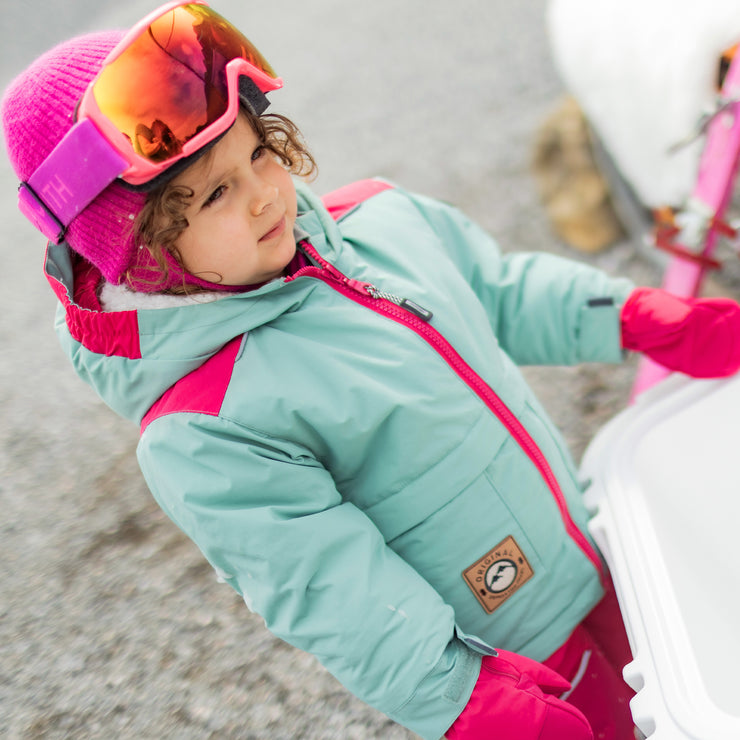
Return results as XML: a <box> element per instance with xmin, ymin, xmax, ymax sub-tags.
<box><xmin>621</xmin><ymin>287</ymin><xmax>740</xmax><ymax>378</ymax></box>
<box><xmin>445</xmin><ymin>650</ymin><xmax>593</xmax><ymax>740</ymax></box>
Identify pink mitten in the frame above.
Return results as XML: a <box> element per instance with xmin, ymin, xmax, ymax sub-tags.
<box><xmin>621</xmin><ymin>287</ymin><xmax>740</xmax><ymax>378</ymax></box>
<box><xmin>445</xmin><ymin>650</ymin><xmax>593</xmax><ymax>740</ymax></box>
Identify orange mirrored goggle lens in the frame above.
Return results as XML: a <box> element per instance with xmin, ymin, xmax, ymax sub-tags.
<box><xmin>91</xmin><ymin>3</ymin><xmax>277</xmax><ymax>163</ymax></box>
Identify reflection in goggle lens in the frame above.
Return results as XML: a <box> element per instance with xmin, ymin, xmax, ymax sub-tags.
<box><xmin>92</xmin><ymin>4</ymin><xmax>276</xmax><ymax>162</ymax></box>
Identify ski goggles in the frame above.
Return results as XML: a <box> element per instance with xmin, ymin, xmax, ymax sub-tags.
<box><xmin>19</xmin><ymin>1</ymin><xmax>282</xmax><ymax>244</ymax></box>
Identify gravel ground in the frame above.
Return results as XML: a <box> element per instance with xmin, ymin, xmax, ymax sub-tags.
<box><xmin>0</xmin><ymin>2</ymin><xmax>673</xmax><ymax>738</ymax></box>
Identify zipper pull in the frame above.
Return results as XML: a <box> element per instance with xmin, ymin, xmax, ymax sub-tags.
<box><xmin>298</xmin><ymin>242</ymin><xmax>433</xmax><ymax>322</ymax></box>
<box><xmin>399</xmin><ymin>298</ymin><xmax>434</xmax><ymax>322</ymax></box>
<box><xmin>365</xmin><ymin>284</ymin><xmax>434</xmax><ymax>322</ymax></box>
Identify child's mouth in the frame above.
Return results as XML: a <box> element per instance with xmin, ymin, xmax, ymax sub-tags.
<box><xmin>260</xmin><ymin>216</ymin><xmax>286</xmax><ymax>242</ymax></box>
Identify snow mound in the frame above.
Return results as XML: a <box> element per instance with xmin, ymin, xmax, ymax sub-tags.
<box><xmin>547</xmin><ymin>0</ymin><xmax>740</xmax><ymax>207</ymax></box>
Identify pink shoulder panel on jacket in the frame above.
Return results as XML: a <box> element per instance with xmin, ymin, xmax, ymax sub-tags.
<box><xmin>320</xmin><ymin>179</ymin><xmax>394</xmax><ymax>221</ymax></box>
<box><xmin>140</xmin><ymin>335</ymin><xmax>244</xmax><ymax>433</ymax></box>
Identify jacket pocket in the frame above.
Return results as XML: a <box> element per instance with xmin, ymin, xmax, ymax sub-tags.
<box><xmin>385</xmin><ymin>456</ymin><xmax>547</xmax><ymax>623</ymax></box>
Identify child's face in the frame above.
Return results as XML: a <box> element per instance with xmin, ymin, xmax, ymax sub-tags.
<box><xmin>170</xmin><ymin>114</ymin><xmax>298</xmax><ymax>286</ymax></box>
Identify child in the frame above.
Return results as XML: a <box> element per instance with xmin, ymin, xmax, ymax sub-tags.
<box><xmin>4</xmin><ymin>3</ymin><xmax>740</xmax><ymax>739</ymax></box>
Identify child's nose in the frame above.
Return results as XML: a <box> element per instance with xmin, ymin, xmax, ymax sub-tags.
<box><xmin>250</xmin><ymin>178</ymin><xmax>279</xmax><ymax>216</ymax></box>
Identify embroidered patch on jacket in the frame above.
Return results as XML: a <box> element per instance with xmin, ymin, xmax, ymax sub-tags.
<box><xmin>462</xmin><ymin>535</ymin><xmax>534</xmax><ymax>614</ymax></box>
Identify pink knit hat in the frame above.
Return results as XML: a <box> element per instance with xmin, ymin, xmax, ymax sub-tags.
<box><xmin>1</xmin><ymin>31</ymin><xmax>148</xmax><ymax>286</ymax></box>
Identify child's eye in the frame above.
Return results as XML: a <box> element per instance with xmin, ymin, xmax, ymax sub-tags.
<box><xmin>204</xmin><ymin>185</ymin><xmax>226</xmax><ymax>207</ymax></box>
<box><xmin>251</xmin><ymin>145</ymin><xmax>266</xmax><ymax>162</ymax></box>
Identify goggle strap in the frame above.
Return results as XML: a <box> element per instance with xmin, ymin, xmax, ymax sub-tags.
<box><xmin>19</xmin><ymin>118</ymin><xmax>128</xmax><ymax>243</ymax></box>
<box><xmin>238</xmin><ymin>75</ymin><xmax>270</xmax><ymax>116</ymax></box>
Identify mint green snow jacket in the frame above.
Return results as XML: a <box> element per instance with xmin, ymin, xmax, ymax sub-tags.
<box><xmin>46</xmin><ymin>180</ymin><xmax>633</xmax><ymax>739</ymax></box>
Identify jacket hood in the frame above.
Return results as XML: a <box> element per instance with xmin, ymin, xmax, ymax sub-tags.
<box><xmin>45</xmin><ymin>181</ymin><xmax>344</xmax><ymax>424</ymax></box>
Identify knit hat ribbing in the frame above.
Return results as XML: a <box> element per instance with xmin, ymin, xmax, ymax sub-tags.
<box><xmin>1</xmin><ymin>31</ymin><xmax>147</xmax><ymax>285</ymax></box>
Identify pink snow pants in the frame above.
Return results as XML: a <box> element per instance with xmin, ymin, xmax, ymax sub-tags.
<box><xmin>543</xmin><ymin>581</ymin><xmax>637</xmax><ymax>740</ymax></box>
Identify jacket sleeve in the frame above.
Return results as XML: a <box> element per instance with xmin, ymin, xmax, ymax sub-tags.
<box><xmin>137</xmin><ymin>412</ymin><xmax>481</xmax><ymax>740</ymax></box>
<box><xmin>405</xmin><ymin>189</ymin><xmax>634</xmax><ymax>366</ymax></box>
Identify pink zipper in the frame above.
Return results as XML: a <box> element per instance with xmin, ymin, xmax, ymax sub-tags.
<box><xmin>287</xmin><ymin>243</ymin><xmax>606</xmax><ymax>582</ymax></box>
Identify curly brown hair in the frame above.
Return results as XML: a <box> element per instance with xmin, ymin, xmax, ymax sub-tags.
<box><xmin>127</xmin><ymin>107</ymin><xmax>316</xmax><ymax>293</ymax></box>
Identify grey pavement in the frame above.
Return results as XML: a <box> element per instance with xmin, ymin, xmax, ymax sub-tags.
<box><xmin>1</xmin><ymin>2</ymin><xmax>659</xmax><ymax>738</ymax></box>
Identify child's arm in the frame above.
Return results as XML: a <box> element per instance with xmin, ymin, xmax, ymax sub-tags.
<box><xmin>404</xmin><ymin>189</ymin><xmax>633</xmax><ymax>366</ymax></box>
<box><xmin>405</xmin><ymin>189</ymin><xmax>740</xmax><ymax>378</ymax></box>
<box><xmin>137</xmin><ymin>413</ymin><xmax>480</xmax><ymax>740</ymax></box>
<box><xmin>484</xmin><ymin>251</ymin><xmax>632</xmax><ymax>366</ymax></box>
